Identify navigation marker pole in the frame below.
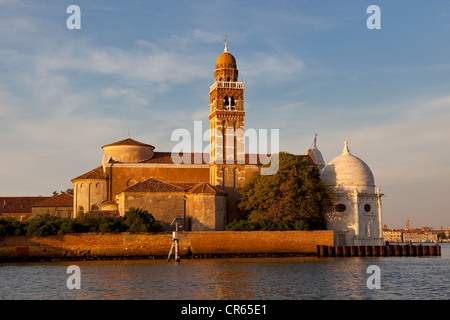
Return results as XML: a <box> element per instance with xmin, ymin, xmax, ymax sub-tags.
<box><xmin>167</xmin><ymin>217</ymin><xmax>183</xmax><ymax>262</ymax></box>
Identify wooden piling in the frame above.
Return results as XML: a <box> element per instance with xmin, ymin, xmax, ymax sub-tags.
<box><xmin>316</xmin><ymin>244</ymin><xmax>440</xmax><ymax>257</ymax></box>
<box><xmin>402</xmin><ymin>245</ymin><xmax>408</xmax><ymax>256</ymax></box>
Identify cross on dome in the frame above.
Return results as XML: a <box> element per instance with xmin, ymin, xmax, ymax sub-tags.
<box><xmin>224</xmin><ymin>35</ymin><xmax>228</xmax><ymax>52</ymax></box>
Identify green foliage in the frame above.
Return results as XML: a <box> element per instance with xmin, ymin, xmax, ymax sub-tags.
<box><xmin>227</xmin><ymin>152</ymin><xmax>335</xmax><ymax>231</ymax></box>
<box><xmin>0</xmin><ymin>208</ymin><xmax>163</xmax><ymax>236</ymax></box>
<box><xmin>0</xmin><ymin>217</ymin><xmax>26</xmax><ymax>236</ymax></box>
<box><xmin>123</xmin><ymin>207</ymin><xmax>163</xmax><ymax>233</ymax></box>
<box><xmin>25</xmin><ymin>215</ymin><xmax>63</xmax><ymax>236</ymax></box>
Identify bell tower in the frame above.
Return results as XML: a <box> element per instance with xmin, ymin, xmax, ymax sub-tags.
<box><xmin>209</xmin><ymin>42</ymin><xmax>246</xmax><ymax>222</ymax></box>
<box><xmin>209</xmin><ymin>42</ymin><xmax>245</xmax><ymax>188</ymax></box>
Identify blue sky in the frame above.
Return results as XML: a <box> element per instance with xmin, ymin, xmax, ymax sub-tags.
<box><xmin>1</xmin><ymin>0</ymin><xmax>449</xmax><ymax>229</ymax></box>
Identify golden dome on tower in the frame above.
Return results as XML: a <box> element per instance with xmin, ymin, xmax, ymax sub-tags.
<box><xmin>216</xmin><ymin>42</ymin><xmax>236</xmax><ymax>69</ymax></box>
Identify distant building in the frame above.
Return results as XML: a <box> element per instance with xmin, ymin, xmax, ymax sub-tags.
<box><xmin>383</xmin><ymin>228</ymin><xmax>403</xmax><ymax>242</ymax></box>
<box><xmin>0</xmin><ymin>196</ymin><xmax>51</xmax><ymax>221</ymax></box>
<box><xmin>31</xmin><ymin>192</ymin><xmax>73</xmax><ymax>218</ymax></box>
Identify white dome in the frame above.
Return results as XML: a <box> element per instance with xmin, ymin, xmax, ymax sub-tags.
<box><xmin>322</xmin><ymin>141</ymin><xmax>374</xmax><ymax>193</ymax></box>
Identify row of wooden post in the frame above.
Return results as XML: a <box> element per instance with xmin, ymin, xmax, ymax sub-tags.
<box><xmin>317</xmin><ymin>244</ymin><xmax>441</xmax><ymax>257</ymax></box>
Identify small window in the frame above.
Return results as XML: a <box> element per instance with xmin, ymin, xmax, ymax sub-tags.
<box><xmin>364</xmin><ymin>204</ymin><xmax>371</xmax><ymax>212</ymax></box>
<box><xmin>78</xmin><ymin>206</ymin><xmax>84</xmax><ymax>215</ymax></box>
<box><xmin>335</xmin><ymin>204</ymin><xmax>346</xmax><ymax>212</ymax></box>
<box><xmin>91</xmin><ymin>205</ymin><xmax>99</xmax><ymax>211</ymax></box>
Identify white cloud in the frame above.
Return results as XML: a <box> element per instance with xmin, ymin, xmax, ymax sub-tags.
<box><xmin>240</xmin><ymin>51</ymin><xmax>305</xmax><ymax>84</ymax></box>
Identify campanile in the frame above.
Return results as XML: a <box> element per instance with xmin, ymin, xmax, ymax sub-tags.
<box><xmin>209</xmin><ymin>42</ymin><xmax>246</xmax><ymax>189</ymax></box>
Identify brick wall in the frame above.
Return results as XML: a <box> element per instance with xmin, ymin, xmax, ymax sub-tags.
<box><xmin>0</xmin><ymin>230</ymin><xmax>334</xmax><ymax>260</ymax></box>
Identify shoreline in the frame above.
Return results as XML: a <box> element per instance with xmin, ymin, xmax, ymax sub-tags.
<box><xmin>0</xmin><ymin>252</ymin><xmax>318</xmax><ymax>263</ymax></box>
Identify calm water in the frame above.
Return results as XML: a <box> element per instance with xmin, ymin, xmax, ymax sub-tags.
<box><xmin>1</xmin><ymin>244</ymin><xmax>449</xmax><ymax>300</ymax></box>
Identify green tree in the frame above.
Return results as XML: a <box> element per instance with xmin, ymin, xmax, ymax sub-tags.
<box><xmin>0</xmin><ymin>217</ymin><xmax>25</xmax><ymax>236</ymax></box>
<box><xmin>72</xmin><ymin>212</ymin><xmax>125</xmax><ymax>233</ymax></box>
<box><xmin>123</xmin><ymin>208</ymin><xmax>163</xmax><ymax>233</ymax></box>
<box><xmin>25</xmin><ymin>214</ymin><xmax>70</xmax><ymax>236</ymax></box>
<box><xmin>227</xmin><ymin>152</ymin><xmax>335</xmax><ymax>231</ymax></box>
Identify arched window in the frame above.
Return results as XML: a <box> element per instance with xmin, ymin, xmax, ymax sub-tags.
<box><xmin>230</xmin><ymin>96</ymin><xmax>235</xmax><ymax>110</ymax></box>
<box><xmin>224</xmin><ymin>95</ymin><xmax>229</xmax><ymax>110</ymax></box>
<box><xmin>91</xmin><ymin>205</ymin><xmax>99</xmax><ymax>211</ymax></box>
<box><xmin>78</xmin><ymin>206</ymin><xmax>84</xmax><ymax>215</ymax></box>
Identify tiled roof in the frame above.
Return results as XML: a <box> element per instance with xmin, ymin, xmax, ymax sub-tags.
<box><xmin>72</xmin><ymin>166</ymin><xmax>107</xmax><ymax>181</ymax></box>
<box><xmin>32</xmin><ymin>192</ymin><xmax>73</xmax><ymax>208</ymax></box>
<box><xmin>123</xmin><ymin>178</ymin><xmax>187</xmax><ymax>193</ymax></box>
<box><xmin>186</xmin><ymin>182</ymin><xmax>227</xmax><ymax>195</ymax></box>
<box><xmin>0</xmin><ymin>197</ymin><xmax>51</xmax><ymax>214</ymax></box>
<box><xmin>102</xmin><ymin>137</ymin><xmax>154</xmax><ymax>149</ymax></box>
<box><xmin>90</xmin><ymin>210</ymin><xmax>120</xmax><ymax>217</ymax></box>
<box><xmin>140</xmin><ymin>152</ymin><xmax>210</xmax><ymax>164</ymax></box>
<box><xmin>138</xmin><ymin>152</ymin><xmax>312</xmax><ymax>165</ymax></box>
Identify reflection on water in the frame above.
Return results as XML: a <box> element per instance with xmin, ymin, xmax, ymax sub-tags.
<box><xmin>1</xmin><ymin>244</ymin><xmax>449</xmax><ymax>300</ymax></box>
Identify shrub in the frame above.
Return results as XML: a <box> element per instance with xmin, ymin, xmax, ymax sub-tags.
<box><xmin>0</xmin><ymin>217</ymin><xmax>25</xmax><ymax>236</ymax></box>
<box><xmin>25</xmin><ymin>214</ymin><xmax>68</xmax><ymax>236</ymax></box>
<box><xmin>123</xmin><ymin>208</ymin><xmax>163</xmax><ymax>233</ymax></box>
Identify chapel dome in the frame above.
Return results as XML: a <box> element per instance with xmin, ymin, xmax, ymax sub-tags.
<box><xmin>101</xmin><ymin>137</ymin><xmax>155</xmax><ymax>164</ymax></box>
<box><xmin>321</xmin><ymin>141</ymin><xmax>375</xmax><ymax>193</ymax></box>
<box><xmin>216</xmin><ymin>42</ymin><xmax>236</xmax><ymax>69</ymax></box>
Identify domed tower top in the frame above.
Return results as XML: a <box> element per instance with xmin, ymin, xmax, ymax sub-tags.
<box><xmin>214</xmin><ymin>41</ymin><xmax>238</xmax><ymax>82</ymax></box>
<box><xmin>305</xmin><ymin>134</ymin><xmax>325</xmax><ymax>172</ymax></box>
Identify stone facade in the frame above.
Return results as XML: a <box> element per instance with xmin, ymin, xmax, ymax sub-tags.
<box><xmin>31</xmin><ymin>192</ymin><xmax>73</xmax><ymax>218</ymax></box>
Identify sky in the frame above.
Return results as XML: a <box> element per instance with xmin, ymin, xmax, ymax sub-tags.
<box><xmin>0</xmin><ymin>0</ymin><xmax>449</xmax><ymax>229</ymax></box>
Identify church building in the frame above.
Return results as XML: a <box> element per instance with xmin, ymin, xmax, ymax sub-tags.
<box><xmin>71</xmin><ymin>43</ymin><xmax>384</xmax><ymax>241</ymax></box>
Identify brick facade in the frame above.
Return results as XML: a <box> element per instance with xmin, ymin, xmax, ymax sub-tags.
<box><xmin>0</xmin><ymin>231</ymin><xmax>334</xmax><ymax>260</ymax></box>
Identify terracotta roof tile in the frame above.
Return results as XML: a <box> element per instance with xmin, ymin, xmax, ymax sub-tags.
<box><xmin>32</xmin><ymin>192</ymin><xmax>73</xmax><ymax>208</ymax></box>
<box><xmin>186</xmin><ymin>182</ymin><xmax>227</xmax><ymax>195</ymax></box>
<box><xmin>124</xmin><ymin>178</ymin><xmax>187</xmax><ymax>193</ymax></box>
<box><xmin>0</xmin><ymin>197</ymin><xmax>51</xmax><ymax>214</ymax></box>
<box><xmin>90</xmin><ymin>210</ymin><xmax>120</xmax><ymax>217</ymax></box>
<box><xmin>102</xmin><ymin>137</ymin><xmax>154</xmax><ymax>149</ymax></box>
<box><xmin>105</xmin><ymin>152</ymin><xmax>312</xmax><ymax>166</ymax></box>
<box><xmin>72</xmin><ymin>166</ymin><xmax>107</xmax><ymax>181</ymax></box>
<box><xmin>140</xmin><ymin>152</ymin><xmax>209</xmax><ymax>164</ymax></box>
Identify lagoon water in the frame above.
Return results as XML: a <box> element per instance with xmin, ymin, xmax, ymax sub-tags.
<box><xmin>1</xmin><ymin>243</ymin><xmax>449</xmax><ymax>300</ymax></box>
